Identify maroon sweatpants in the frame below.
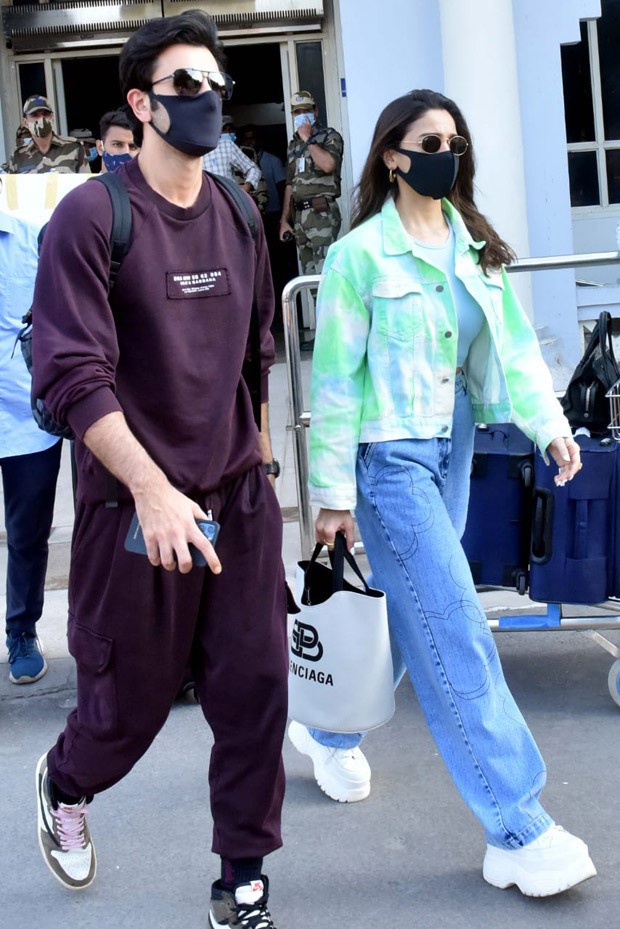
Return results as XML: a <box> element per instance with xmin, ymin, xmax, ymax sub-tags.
<box><xmin>47</xmin><ymin>465</ymin><xmax>289</xmax><ymax>859</ymax></box>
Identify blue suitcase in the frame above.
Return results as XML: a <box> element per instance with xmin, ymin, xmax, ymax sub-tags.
<box><xmin>529</xmin><ymin>434</ymin><xmax>619</xmax><ymax>604</ymax></box>
<box><xmin>461</xmin><ymin>424</ymin><xmax>535</xmax><ymax>594</ymax></box>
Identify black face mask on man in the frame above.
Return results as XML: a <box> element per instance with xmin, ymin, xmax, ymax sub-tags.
<box><xmin>394</xmin><ymin>148</ymin><xmax>459</xmax><ymax>200</ymax></box>
<box><xmin>148</xmin><ymin>89</ymin><xmax>222</xmax><ymax>157</ymax></box>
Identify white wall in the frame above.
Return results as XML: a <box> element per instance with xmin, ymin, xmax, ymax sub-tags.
<box><xmin>513</xmin><ymin>0</ymin><xmax>601</xmax><ymax>375</ymax></box>
<box><xmin>573</xmin><ymin>212</ymin><xmax>620</xmax><ymax>286</ymax></box>
<box><xmin>336</xmin><ymin>0</ymin><xmax>443</xmax><ymax>191</ymax></box>
<box><xmin>441</xmin><ymin>0</ymin><xmax>530</xmax><ymax>260</ymax></box>
<box><xmin>439</xmin><ymin>0</ymin><xmax>534</xmax><ymax>326</ymax></box>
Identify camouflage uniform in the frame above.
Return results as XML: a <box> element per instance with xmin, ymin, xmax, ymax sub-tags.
<box><xmin>8</xmin><ymin>133</ymin><xmax>88</xmax><ymax>174</ymax></box>
<box><xmin>285</xmin><ymin>125</ymin><xmax>343</xmax><ymax>274</ymax></box>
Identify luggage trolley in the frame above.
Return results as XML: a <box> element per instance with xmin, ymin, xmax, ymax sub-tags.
<box><xmin>483</xmin><ymin>386</ymin><xmax>620</xmax><ymax>709</ymax></box>
<box><xmin>593</xmin><ymin>375</ymin><xmax>620</xmax><ymax>707</ymax></box>
<box><xmin>479</xmin><ymin>271</ymin><xmax>620</xmax><ymax>709</ymax></box>
<box><xmin>486</xmin><ymin>603</ymin><xmax>620</xmax><ymax>709</ymax></box>
<box><xmin>460</xmin><ymin>421</ymin><xmax>620</xmax><ymax>709</ymax></box>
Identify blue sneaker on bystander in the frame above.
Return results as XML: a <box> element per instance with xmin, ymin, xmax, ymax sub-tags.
<box><xmin>6</xmin><ymin>631</ymin><xmax>48</xmax><ymax>684</ymax></box>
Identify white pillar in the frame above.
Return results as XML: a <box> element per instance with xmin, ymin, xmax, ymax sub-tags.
<box><xmin>439</xmin><ymin>0</ymin><xmax>534</xmax><ymax>315</ymax></box>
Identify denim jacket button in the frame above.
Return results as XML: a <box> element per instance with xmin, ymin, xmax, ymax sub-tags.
<box><xmin>441</xmin><ymin>377</ymin><xmax>450</xmax><ymax>384</ymax></box>
<box><xmin>444</xmin><ymin>330</ymin><xmax>452</xmax><ymax>338</ymax></box>
<box><xmin>436</xmin><ymin>284</ymin><xmax>444</xmax><ymax>293</ymax></box>
<box><xmin>441</xmin><ymin>425</ymin><xmax>449</xmax><ymax>433</ymax></box>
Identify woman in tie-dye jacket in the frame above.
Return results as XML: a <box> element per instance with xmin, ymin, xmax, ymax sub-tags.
<box><xmin>287</xmin><ymin>89</ymin><xmax>595</xmax><ymax>899</ymax></box>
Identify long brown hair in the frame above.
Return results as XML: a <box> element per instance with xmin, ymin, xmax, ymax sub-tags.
<box><xmin>351</xmin><ymin>89</ymin><xmax>515</xmax><ymax>274</ymax></box>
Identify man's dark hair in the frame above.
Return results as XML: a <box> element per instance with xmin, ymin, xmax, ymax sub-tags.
<box><xmin>98</xmin><ymin>108</ymin><xmax>133</xmax><ymax>143</ymax></box>
<box><xmin>241</xmin><ymin>125</ymin><xmax>260</xmax><ymax>144</ymax></box>
<box><xmin>119</xmin><ymin>11</ymin><xmax>225</xmax><ymax>97</ymax></box>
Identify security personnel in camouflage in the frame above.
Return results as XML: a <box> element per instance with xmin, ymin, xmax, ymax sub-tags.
<box><xmin>279</xmin><ymin>91</ymin><xmax>343</xmax><ymax>274</ymax></box>
<box><xmin>8</xmin><ymin>96</ymin><xmax>90</xmax><ymax>175</ymax></box>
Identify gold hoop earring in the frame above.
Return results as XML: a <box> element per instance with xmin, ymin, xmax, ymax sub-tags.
<box><xmin>388</xmin><ymin>168</ymin><xmax>396</xmax><ymax>183</ymax></box>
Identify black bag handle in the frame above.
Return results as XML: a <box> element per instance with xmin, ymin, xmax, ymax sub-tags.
<box><xmin>581</xmin><ymin>311</ymin><xmax>616</xmax><ymax>367</ymax></box>
<box><xmin>307</xmin><ymin>531</ymin><xmax>370</xmax><ymax>594</ymax></box>
<box><xmin>530</xmin><ymin>488</ymin><xmax>554</xmax><ymax>565</ymax></box>
<box><xmin>600</xmin><ymin>311</ymin><xmax>618</xmax><ymax>367</ymax></box>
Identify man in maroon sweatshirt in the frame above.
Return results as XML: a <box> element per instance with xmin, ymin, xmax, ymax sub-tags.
<box><xmin>31</xmin><ymin>11</ymin><xmax>288</xmax><ymax>928</ymax></box>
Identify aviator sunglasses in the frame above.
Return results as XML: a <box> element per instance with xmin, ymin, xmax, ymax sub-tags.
<box><xmin>151</xmin><ymin>67</ymin><xmax>235</xmax><ymax>101</ymax></box>
<box><xmin>398</xmin><ymin>134</ymin><xmax>469</xmax><ymax>156</ymax></box>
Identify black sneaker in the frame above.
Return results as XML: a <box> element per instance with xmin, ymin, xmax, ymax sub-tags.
<box><xmin>208</xmin><ymin>875</ymin><xmax>278</xmax><ymax>928</ymax></box>
<box><xmin>35</xmin><ymin>753</ymin><xmax>96</xmax><ymax>889</ymax></box>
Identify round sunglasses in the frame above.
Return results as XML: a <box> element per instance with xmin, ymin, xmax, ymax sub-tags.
<box><xmin>151</xmin><ymin>67</ymin><xmax>235</xmax><ymax>101</ymax></box>
<box><xmin>398</xmin><ymin>134</ymin><xmax>469</xmax><ymax>156</ymax></box>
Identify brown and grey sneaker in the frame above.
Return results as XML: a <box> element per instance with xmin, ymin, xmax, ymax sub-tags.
<box><xmin>35</xmin><ymin>753</ymin><xmax>96</xmax><ymax>890</ymax></box>
<box><xmin>208</xmin><ymin>876</ymin><xmax>278</xmax><ymax>928</ymax></box>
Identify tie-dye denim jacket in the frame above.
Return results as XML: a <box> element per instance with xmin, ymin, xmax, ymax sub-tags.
<box><xmin>309</xmin><ymin>197</ymin><xmax>570</xmax><ymax>510</ymax></box>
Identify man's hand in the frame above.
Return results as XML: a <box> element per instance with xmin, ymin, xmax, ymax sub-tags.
<box><xmin>296</xmin><ymin>117</ymin><xmax>314</xmax><ymax>143</ymax></box>
<box><xmin>134</xmin><ymin>481</ymin><xmax>222</xmax><ymax>575</ymax></box>
<box><xmin>82</xmin><ymin>411</ymin><xmax>223</xmax><ymax>575</ymax></box>
<box><xmin>279</xmin><ymin>219</ymin><xmax>294</xmax><ymax>241</ymax></box>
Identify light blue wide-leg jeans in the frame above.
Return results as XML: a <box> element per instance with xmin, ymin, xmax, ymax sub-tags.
<box><xmin>309</xmin><ymin>375</ymin><xmax>553</xmax><ymax>848</ymax></box>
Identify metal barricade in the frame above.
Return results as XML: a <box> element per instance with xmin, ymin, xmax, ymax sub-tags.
<box><xmin>281</xmin><ymin>274</ymin><xmax>321</xmax><ymax>560</ymax></box>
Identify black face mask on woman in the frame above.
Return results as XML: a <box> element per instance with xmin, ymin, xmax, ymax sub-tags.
<box><xmin>148</xmin><ymin>89</ymin><xmax>222</xmax><ymax>157</ymax></box>
<box><xmin>395</xmin><ymin>148</ymin><xmax>459</xmax><ymax>200</ymax></box>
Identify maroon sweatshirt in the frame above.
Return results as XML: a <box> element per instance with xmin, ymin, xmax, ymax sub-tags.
<box><xmin>32</xmin><ymin>157</ymin><xmax>275</xmax><ymax>503</ymax></box>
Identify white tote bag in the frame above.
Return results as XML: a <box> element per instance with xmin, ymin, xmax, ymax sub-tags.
<box><xmin>288</xmin><ymin>535</ymin><xmax>395</xmax><ymax>733</ymax></box>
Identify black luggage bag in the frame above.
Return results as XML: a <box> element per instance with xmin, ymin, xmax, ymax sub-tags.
<box><xmin>529</xmin><ymin>434</ymin><xmax>620</xmax><ymax>604</ymax></box>
<box><xmin>461</xmin><ymin>423</ymin><xmax>535</xmax><ymax>594</ymax></box>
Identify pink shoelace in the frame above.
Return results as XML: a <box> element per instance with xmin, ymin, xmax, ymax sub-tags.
<box><xmin>52</xmin><ymin>801</ymin><xmax>88</xmax><ymax>851</ymax></box>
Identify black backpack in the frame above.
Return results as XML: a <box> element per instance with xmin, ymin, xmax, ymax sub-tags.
<box><xmin>18</xmin><ymin>171</ymin><xmax>261</xmax><ymax>439</ymax></box>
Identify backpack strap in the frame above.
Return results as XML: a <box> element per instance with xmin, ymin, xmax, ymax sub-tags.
<box><xmin>90</xmin><ymin>172</ymin><xmax>132</xmax><ymax>291</ymax></box>
<box><xmin>90</xmin><ymin>173</ymin><xmax>132</xmax><ymax>506</ymax></box>
<box><xmin>34</xmin><ymin>173</ymin><xmax>132</xmax><ymax>292</ymax></box>
<box><xmin>208</xmin><ymin>173</ymin><xmax>262</xmax><ymax>429</ymax></box>
<box><xmin>29</xmin><ymin>175</ymin><xmax>131</xmax><ymax>506</ymax></box>
<box><xmin>209</xmin><ymin>173</ymin><xmax>258</xmax><ymax>242</ymax></box>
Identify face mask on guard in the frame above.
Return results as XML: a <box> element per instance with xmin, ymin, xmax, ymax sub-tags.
<box><xmin>29</xmin><ymin>116</ymin><xmax>53</xmax><ymax>139</ymax></box>
<box><xmin>294</xmin><ymin>112</ymin><xmax>315</xmax><ymax>132</ymax></box>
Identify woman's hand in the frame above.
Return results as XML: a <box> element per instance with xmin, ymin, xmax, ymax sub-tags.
<box><xmin>315</xmin><ymin>508</ymin><xmax>355</xmax><ymax>551</ymax></box>
<box><xmin>546</xmin><ymin>436</ymin><xmax>582</xmax><ymax>486</ymax></box>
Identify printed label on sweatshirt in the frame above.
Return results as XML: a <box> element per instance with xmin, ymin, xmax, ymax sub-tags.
<box><xmin>167</xmin><ymin>268</ymin><xmax>230</xmax><ymax>299</ymax></box>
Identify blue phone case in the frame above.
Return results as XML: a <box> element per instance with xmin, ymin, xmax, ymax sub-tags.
<box><xmin>124</xmin><ymin>513</ymin><xmax>220</xmax><ymax>566</ymax></box>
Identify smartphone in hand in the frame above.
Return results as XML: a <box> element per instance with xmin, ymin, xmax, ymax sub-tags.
<box><xmin>124</xmin><ymin>512</ymin><xmax>220</xmax><ymax>567</ymax></box>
